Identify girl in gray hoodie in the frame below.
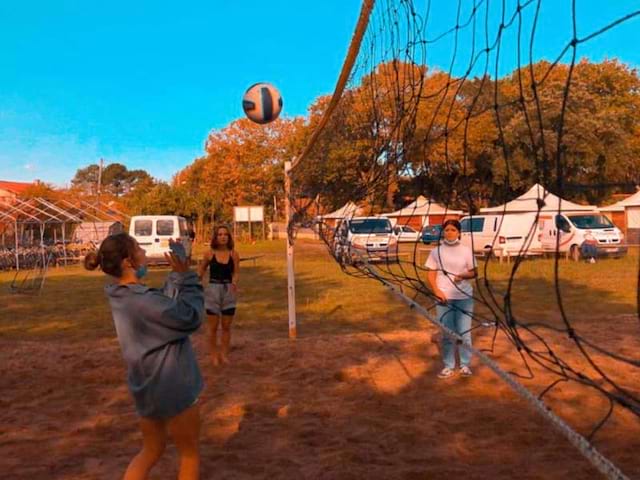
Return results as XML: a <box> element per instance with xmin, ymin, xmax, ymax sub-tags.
<box><xmin>85</xmin><ymin>233</ymin><xmax>204</xmax><ymax>480</ymax></box>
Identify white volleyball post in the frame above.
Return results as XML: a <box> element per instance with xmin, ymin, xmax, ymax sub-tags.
<box><xmin>283</xmin><ymin>0</ymin><xmax>375</xmax><ymax>339</ymax></box>
<box><xmin>284</xmin><ymin>160</ymin><xmax>297</xmax><ymax>339</ymax></box>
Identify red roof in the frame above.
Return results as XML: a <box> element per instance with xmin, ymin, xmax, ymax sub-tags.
<box><xmin>0</xmin><ymin>181</ymin><xmax>34</xmax><ymax>194</ymax></box>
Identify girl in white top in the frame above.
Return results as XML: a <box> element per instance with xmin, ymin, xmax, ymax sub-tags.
<box><xmin>425</xmin><ymin>219</ymin><xmax>477</xmax><ymax>379</ymax></box>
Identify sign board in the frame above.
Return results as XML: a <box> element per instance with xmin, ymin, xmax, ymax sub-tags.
<box><xmin>234</xmin><ymin>206</ymin><xmax>264</xmax><ymax>223</ymax></box>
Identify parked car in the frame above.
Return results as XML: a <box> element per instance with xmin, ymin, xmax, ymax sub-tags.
<box><xmin>333</xmin><ymin>216</ymin><xmax>398</xmax><ymax>264</ymax></box>
<box><xmin>392</xmin><ymin>224</ymin><xmax>421</xmax><ymax>242</ymax></box>
<box><xmin>421</xmin><ymin>224</ymin><xmax>442</xmax><ymax>245</ymax></box>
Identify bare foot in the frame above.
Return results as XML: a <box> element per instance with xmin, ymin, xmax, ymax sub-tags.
<box><xmin>219</xmin><ymin>352</ymin><xmax>230</xmax><ymax>365</ymax></box>
<box><xmin>210</xmin><ymin>353</ymin><xmax>220</xmax><ymax>367</ymax></box>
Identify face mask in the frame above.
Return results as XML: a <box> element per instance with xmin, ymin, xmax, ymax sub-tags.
<box><xmin>443</xmin><ymin>238</ymin><xmax>460</xmax><ymax>246</ymax></box>
<box><xmin>135</xmin><ymin>265</ymin><xmax>148</xmax><ymax>279</ymax></box>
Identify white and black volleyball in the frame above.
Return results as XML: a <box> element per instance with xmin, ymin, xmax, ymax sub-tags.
<box><xmin>242</xmin><ymin>82</ymin><xmax>283</xmax><ymax>124</ymax></box>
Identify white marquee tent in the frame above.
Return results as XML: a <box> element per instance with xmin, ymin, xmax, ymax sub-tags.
<box><xmin>599</xmin><ymin>189</ymin><xmax>640</xmax><ymax>243</ymax></box>
<box><xmin>480</xmin><ymin>184</ymin><xmax>597</xmax><ymax>214</ymax></box>
<box><xmin>383</xmin><ymin>195</ymin><xmax>463</xmax><ymax>229</ymax></box>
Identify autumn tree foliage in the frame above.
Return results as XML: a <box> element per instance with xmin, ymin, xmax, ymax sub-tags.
<box><xmin>296</xmin><ymin>58</ymin><xmax>640</xmax><ymax>213</ymax></box>
<box><xmin>165</xmin><ymin>117</ymin><xmax>307</xmax><ymax>231</ymax></box>
<box><xmin>100</xmin><ymin>58</ymin><xmax>640</xmax><ymax>225</ymax></box>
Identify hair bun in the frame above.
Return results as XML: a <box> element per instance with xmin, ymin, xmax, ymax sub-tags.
<box><xmin>84</xmin><ymin>251</ymin><xmax>101</xmax><ymax>271</ymax></box>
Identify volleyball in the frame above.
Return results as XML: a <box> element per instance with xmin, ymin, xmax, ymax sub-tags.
<box><xmin>242</xmin><ymin>82</ymin><xmax>283</xmax><ymax>124</ymax></box>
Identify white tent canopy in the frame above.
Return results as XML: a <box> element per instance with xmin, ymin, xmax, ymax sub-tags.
<box><xmin>480</xmin><ymin>184</ymin><xmax>597</xmax><ymax>213</ymax></box>
<box><xmin>599</xmin><ymin>190</ymin><xmax>640</xmax><ymax>212</ymax></box>
<box><xmin>383</xmin><ymin>195</ymin><xmax>463</xmax><ymax>217</ymax></box>
<box><xmin>321</xmin><ymin>201</ymin><xmax>364</xmax><ymax>219</ymax></box>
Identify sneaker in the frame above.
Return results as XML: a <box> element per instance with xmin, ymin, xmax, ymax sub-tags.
<box><xmin>437</xmin><ymin>367</ymin><xmax>455</xmax><ymax>379</ymax></box>
<box><xmin>459</xmin><ymin>366</ymin><xmax>473</xmax><ymax>376</ymax></box>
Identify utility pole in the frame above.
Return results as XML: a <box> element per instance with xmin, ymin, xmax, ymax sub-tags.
<box><xmin>97</xmin><ymin>158</ymin><xmax>104</xmax><ymax>196</ymax></box>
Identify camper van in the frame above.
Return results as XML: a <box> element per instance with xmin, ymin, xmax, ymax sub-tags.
<box><xmin>333</xmin><ymin>216</ymin><xmax>397</xmax><ymax>264</ymax></box>
<box><xmin>540</xmin><ymin>213</ymin><xmax>627</xmax><ymax>260</ymax></box>
<box><xmin>459</xmin><ymin>213</ymin><xmax>541</xmax><ymax>257</ymax></box>
<box><xmin>129</xmin><ymin>215</ymin><xmax>193</xmax><ymax>263</ymax></box>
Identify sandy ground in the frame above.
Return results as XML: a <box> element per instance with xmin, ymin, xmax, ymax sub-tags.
<box><xmin>1</xmin><ymin>317</ymin><xmax>639</xmax><ymax>480</ymax></box>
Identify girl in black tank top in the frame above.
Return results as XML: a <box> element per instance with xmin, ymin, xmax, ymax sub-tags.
<box><xmin>209</xmin><ymin>253</ymin><xmax>234</xmax><ymax>284</ymax></box>
<box><xmin>197</xmin><ymin>225</ymin><xmax>240</xmax><ymax>366</ymax></box>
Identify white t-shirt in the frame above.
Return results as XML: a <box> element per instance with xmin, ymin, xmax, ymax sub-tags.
<box><xmin>425</xmin><ymin>242</ymin><xmax>477</xmax><ymax>300</ymax></box>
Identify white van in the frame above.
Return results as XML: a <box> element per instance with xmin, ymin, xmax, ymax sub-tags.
<box><xmin>129</xmin><ymin>215</ymin><xmax>193</xmax><ymax>263</ymax></box>
<box><xmin>460</xmin><ymin>213</ymin><xmax>541</xmax><ymax>257</ymax></box>
<box><xmin>333</xmin><ymin>216</ymin><xmax>398</xmax><ymax>264</ymax></box>
<box><xmin>540</xmin><ymin>213</ymin><xmax>627</xmax><ymax>260</ymax></box>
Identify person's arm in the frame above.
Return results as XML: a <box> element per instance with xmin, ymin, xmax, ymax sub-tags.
<box><xmin>231</xmin><ymin>250</ymin><xmax>240</xmax><ymax>293</ymax></box>
<box><xmin>425</xmin><ymin>251</ymin><xmax>447</xmax><ymax>304</ymax></box>
<box><xmin>197</xmin><ymin>250</ymin><xmax>211</xmax><ymax>281</ymax></box>
<box><xmin>138</xmin><ymin>251</ymin><xmax>205</xmax><ymax>333</ymax></box>
<box><xmin>148</xmin><ymin>273</ymin><xmax>204</xmax><ymax>332</ymax></box>
<box><xmin>453</xmin><ymin>268</ymin><xmax>477</xmax><ymax>281</ymax></box>
<box><xmin>427</xmin><ymin>269</ymin><xmax>447</xmax><ymax>304</ymax></box>
<box><xmin>453</xmin><ymin>248</ymin><xmax>478</xmax><ymax>282</ymax></box>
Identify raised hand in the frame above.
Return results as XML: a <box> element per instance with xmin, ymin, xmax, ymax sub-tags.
<box><xmin>165</xmin><ymin>240</ymin><xmax>190</xmax><ymax>273</ymax></box>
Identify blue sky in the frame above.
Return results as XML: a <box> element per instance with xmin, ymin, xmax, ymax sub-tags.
<box><xmin>1</xmin><ymin>1</ymin><xmax>639</xmax><ymax>186</ymax></box>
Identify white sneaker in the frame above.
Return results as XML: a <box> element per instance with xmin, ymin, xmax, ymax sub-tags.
<box><xmin>437</xmin><ymin>367</ymin><xmax>455</xmax><ymax>379</ymax></box>
<box><xmin>459</xmin><ymin>366</ymin><xmax>473</xmax><ymax>376</ymax></box>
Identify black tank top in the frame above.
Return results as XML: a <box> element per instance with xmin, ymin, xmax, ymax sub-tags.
<box><xmin>209</xmin><ymin>251</ymin><xmax>234</xmax><ymax>284</ymax></box>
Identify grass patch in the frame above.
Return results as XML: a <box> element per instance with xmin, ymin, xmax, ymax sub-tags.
<box><xmin>0</xmin><ymin>240</ymin><xmax>637</xmax><ymax>340</ymax></box>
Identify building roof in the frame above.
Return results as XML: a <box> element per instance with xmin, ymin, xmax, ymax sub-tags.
<box><xmin>320</xmin><ymin>201</ymin><xmax>364</xmax><ymax>219</ymax></box>
<box><xmin>0</xmin><ymin>180</ymin><xmax>33</xmax><ymax>195</ymax></box>
<box><xmin>383</xmin><ymin>195</ymin><xmax>464</xmax><ymax>217</ymax></box>
<box><xmin>599</xmin><ymin>189</ymin><xmax>640</xmax><ymax>212</ymax></box>
<box><xmin>480</xmin><ymin>184</ymin><xmax>597</xmax><ymax>213</ymax></box>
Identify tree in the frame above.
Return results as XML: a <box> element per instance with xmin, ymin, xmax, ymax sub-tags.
<box><xmin>71</xmin><ymin>162</ymin><xmax>154</xmax><ymax>197</ymax></box>
<box><xmin>71</xmin><ymin>164</ymin><xmax>101</xmax><ymax>194</ymax></box>
<box><xmin>174</xmin><ymin>116</ymin><xmax>308</xmax><ymax>224</ymax></box>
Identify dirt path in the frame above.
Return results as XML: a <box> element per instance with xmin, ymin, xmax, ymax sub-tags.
<box><xmin>2</xmin><ymin>322</ymin><xmax>639</xmax><ymax>479</ymax></box>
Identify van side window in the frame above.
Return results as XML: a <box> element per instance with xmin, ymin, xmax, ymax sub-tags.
<box><xmin>134</xmin><ymin>220</ymin><xmax>152</xmax><ymax>236</ymax></box>
<box><xmin>460</xmin><ymin>218</ymin><xmax>484</xmax><ymax>233</ymax></box>
<box><xmin>179</xmin><ymin>219</ymin><xmax>188</xmax><ymax>236</ymax></box>
<box><xmin>493</xmin><ymin>217</ymin><xmax>498</xmax><ymax>232</ymax></box>
<box><xmin>157</xmin><ymin>220</ymin><xmax>174</xmax><ymax>236</ymax></box>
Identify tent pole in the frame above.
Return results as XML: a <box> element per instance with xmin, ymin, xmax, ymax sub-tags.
<box><xmin>62</xmin><ymin>223</ymin><xmax>67</xmax><ymax>266</ymax></box>
<box><xmin>15</xmin><ymin>220</ymin><xmax>19</xmax><ymax>271</ymax></box>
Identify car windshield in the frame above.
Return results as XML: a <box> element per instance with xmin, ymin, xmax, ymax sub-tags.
<box><xmin>567</xmin><ymin>214</ymin><xmax>613</xmax><ymax>229</ymax></box>
<box><xmin>423</xmin><ymin>225</ymin><xmax>441</xmax><ymax>234</ymax></box>
<box><xmin>349</xmin><ymin>219</ymin><xmax>391</xmax><ymax>234</ymax></box>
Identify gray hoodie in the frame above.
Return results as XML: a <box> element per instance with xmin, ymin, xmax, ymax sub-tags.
<box><xmin>105</xmin><ymin>271</ymin><xmax>204</xmax><ymax>419</ymax></box>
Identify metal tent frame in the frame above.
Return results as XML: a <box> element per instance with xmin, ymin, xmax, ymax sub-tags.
<box><xmin>0</xmin><ymin>197</ymin><xmax>129</xmax><ymax>270</ymax></box>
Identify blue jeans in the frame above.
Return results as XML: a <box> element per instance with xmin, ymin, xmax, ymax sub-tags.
<box><xmin>435</xmin><ymin>298</ymin><xmax>474</xmax><ymax>369</ymax></box>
